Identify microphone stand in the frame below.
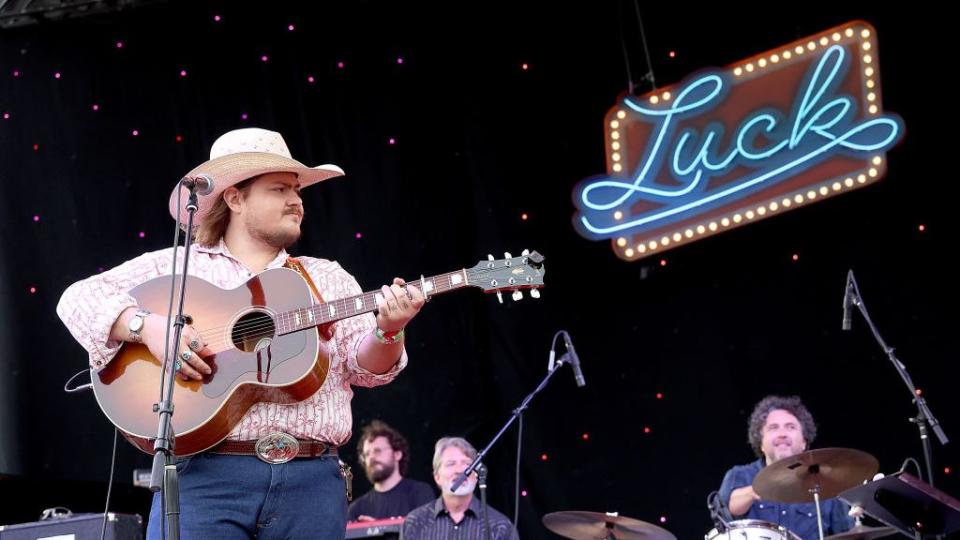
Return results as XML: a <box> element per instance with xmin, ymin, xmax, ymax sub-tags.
<box><xmin>450</xmin><ymin>342</ymin><xmax>576</xmax><ymax>496</ymax></box>
<box><xmin>478</xmin><ymin>464</ymin><xmax>493</xmax><ymax>540</ymax></box>
<box><xmin>846</xmin><ymin>271</ymin><xmax>949</xmax><ymax>488</ymax></box>
<box><xmin>150</xmin><ymin>186</ymin><xmax>203</xmax><ymax>540</ymax></box>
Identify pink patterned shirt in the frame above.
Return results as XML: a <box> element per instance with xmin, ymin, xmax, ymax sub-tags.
<box><xmin>56</xmin><ymin>239</ymin><xmax>406</xmax><ymax>445</ymax></box>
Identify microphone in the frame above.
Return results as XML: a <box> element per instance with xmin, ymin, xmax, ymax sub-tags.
<box><xmin>842</xmin><ymin>270</ymin><xmax>854</xmax><ymax>331</ymax></box>
<box><xmin>561</xmin><ymin>331</ymin><xmax>586</xmax><ymax>387</ymax></box>
<box><xmin>707</xmin><ymin>491</ymin><xmax>730</xmax><ymax>533</ymax></box>
<box><xmin>180</xmin><ymin>173</ymin><xmax>215</xmax><ymax>196</ymax></box>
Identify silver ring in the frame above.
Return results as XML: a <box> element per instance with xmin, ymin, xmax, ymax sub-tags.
<box><xmin>174</xmin><ymin>359</ymin><xmax>183</xmax><ymax>371</ymax></box>
<box><xmin>180</xmin><ymin>350</ymin><xmax>192</xmax><ymax>362</ymax></box>
<box><xmin>189</xmin><ymin>338</ymin><xmax>201</xmax><ymax>351</ymax></box>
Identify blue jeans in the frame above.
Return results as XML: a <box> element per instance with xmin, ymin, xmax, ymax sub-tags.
<box><xmin>147</xmin><ymin>453</ymin><xmax>347</xmax><ymax>540</ymax></box>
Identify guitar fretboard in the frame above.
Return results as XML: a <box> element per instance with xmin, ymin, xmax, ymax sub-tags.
<box><xmin>275</xmin><ymin>270</ymin><xmax>470</xmax><ymax>335</ymax></box>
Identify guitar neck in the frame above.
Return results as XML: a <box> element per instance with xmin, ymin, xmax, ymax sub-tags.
<box><xmin>275</xmin><ymin>269</ymin><xmax>471</xmax><ymax>335</ymax></box>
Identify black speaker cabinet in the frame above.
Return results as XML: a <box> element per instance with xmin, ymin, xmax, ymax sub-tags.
<box><xmin>0</xmin><ymin>513</ymin><xmax>142</xmax><ymax>540</ymax></box>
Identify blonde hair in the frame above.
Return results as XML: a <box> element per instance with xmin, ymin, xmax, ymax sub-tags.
<box><xmin>193</xmin><ymin>177</ymin><xmax>255</xmax><ymax>247</ymax></box>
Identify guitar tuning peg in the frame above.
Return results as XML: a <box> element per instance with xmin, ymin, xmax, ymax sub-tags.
<box><xmin>512</xmin><ymin>290</ymin><xmax>523</xmax><ymax>301</ymax></box>
<box><xmin>488</xmin><ymin>254</ymin><xmax>495</xmax><ymax>261</ymax></box>
<box><xmin>530</xmin><ymin>289</ymin><xmax>541</xmax><ymax>299</ymax></box>
<box><xmin>504</xmin><ymin>252</ymin><xmax>512</xmax><ymax>259</ymax></box>
<box><xmin>521</xmin><ymin>249</ymin><xmax>530</xmax><ymax>256</ymax></box>
<box><xmin>496</xmin><ymin>292</ymin><xmax>504</xmax><ymax>304</ymax></box>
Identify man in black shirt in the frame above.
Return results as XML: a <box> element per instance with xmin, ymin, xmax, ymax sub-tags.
<box><xmin>348</xmin><ymin>421</ymin><xmax>435</xmax><ymax>522</ymax></box>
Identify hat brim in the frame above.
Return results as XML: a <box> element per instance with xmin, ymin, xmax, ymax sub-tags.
<box><xmin>168</xmin><ymin>152</ymin><xmax>344</xmax><ymax>228</ymax></box>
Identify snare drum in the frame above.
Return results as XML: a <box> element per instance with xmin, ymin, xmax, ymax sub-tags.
<box><xmin>705</xmin><ymin>519</ymin><xmax>796</xmax><ymax>540</ymax></box>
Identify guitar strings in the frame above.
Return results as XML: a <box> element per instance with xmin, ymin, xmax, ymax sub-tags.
<box><xmin>178</xmin><ymin>266</ymin><xmax>541</xmax><ymax>350</ymax></box>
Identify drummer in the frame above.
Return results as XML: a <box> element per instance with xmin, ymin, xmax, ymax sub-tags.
<box><xmin>718</xmin><ymin>395</ymin><xmax>855</xmax><ymax>540</ymax></box>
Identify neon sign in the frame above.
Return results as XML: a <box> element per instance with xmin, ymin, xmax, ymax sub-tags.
<box><xmin>573</xmin><ymin>22</ymin><xmax>904</xmax><ymax>260</ymax></box>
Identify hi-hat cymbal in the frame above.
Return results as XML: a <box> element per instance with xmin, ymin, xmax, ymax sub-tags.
<box><xmin>824</xmin><ymin>525</ymin><xmax>897</xmax><ymax>540</ymax></box>
<box><xmin>753</xmin><ymin>448</ymin><xmax>879</xmax><ymax>503</ymax></box>
<box><xmin>542</xmin><ymin>511</ymin><xmax>677</xmax><ymax>540</ymax></box>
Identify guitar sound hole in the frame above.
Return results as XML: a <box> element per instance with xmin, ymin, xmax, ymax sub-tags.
<box><xmin>231</xmin><ymin>311</ymin><xmax>277</xmax><ymax>353</ymax></box>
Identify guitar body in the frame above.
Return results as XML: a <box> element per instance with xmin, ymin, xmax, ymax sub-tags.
<box><xmin>91</xmin><ymin>268</ymin><xmax>327</xmax><ymax>456</ymax></box>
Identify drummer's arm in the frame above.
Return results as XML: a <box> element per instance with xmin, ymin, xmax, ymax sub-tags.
<box><xmin>728</xmin><ymin>485</ymin><xmax>761</xmax><ymax>516</ymax></box>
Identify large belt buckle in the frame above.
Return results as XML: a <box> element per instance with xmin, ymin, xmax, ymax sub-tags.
<box><xmin>254</xmin><ymin>432</ymin><xmax>300</xmax><ymax>464</ymax></box>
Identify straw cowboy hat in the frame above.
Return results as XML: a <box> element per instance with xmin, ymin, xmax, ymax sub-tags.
<box><xmin>168</xmin><ymin>127</ymin><xmax>344</xmax><ymax>226</ymax></box>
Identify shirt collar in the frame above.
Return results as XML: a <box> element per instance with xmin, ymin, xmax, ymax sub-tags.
<box><xmin>432</xmin><ymin>496</ymin><xmax>479</xmax><ymax>519</ymax></box>
<box><xmin>196</xmin><ymin>238</ymin><xmax>290</xmax><ymax>271</ymax></box>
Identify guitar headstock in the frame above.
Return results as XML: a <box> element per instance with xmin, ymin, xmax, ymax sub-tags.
<box><xmin>465</xmin><ymin>250</ymin><xmax>545</xmax><ymax>302</ymax></box>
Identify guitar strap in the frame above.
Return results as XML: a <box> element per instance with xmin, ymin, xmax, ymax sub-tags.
<box><xmin>284</xmin><ymin>257</ymin><xmax>336</xmax><ymax>341</ymax></box>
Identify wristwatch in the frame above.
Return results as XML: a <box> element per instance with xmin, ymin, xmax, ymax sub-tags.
<box><xmin>127</xmin><ymin>309</ymin><xmax>151</xmax><ymax>343</ymax></box>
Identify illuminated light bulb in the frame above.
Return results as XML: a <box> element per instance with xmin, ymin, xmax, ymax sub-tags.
<box><xmin>614</xmin><ymin>211</ymin><xmax>624</xmax><ymax>220</ymax></box>
<box><xmin>708</xmin><ymin>222</ymin><xmax>718</xmax><ymax>231</ymax></box>
<box><xmin>661</xmin><ymin>236</ymin><xmax>670</xmax><ymax>246</ymax></box>
<box><xmin>612</xmin><ymin>153</ymin><xmax>621</xmax><ymax>161</ymax></box>
<box><xmin>862</xmin><ymin>41</ymin><xmax>872</xmax><ymax>51</ymax></box>
<box><xmin>745</xmin><ymin>63</ymin><xmax>754</xmax><ymax>72</ymax></box>
<box><xmin>617</xmin><ymin>110</ymin><xmax>626</xmax><ymax>119</ymax></box>
<box><xmin>648</xmin><ymin>241</ymin><xmax>658</xmax><ymax>250</ymax></box>
<box><xmin>733</xmin><ymin>214</ymin><xmax>743</xmax><ymax>223</ymax></box>
<box><xmin>819</xmin><ymin>186</ymin><xmax>828</xmax><ymax>196</ymax></box>
<box><xmin>610</xmin><ymin>120</ymin><xmax>619</xmax><ymax>129</ymax></box>
<box><xmin>806</xmin><ymin>190</ymin><xmax>816</xmax><ymax>200</ymax></box>
<box><xmin>673</xmin><ymin>233</ymin><xmax>683</xmax><ymax>242</ymax></box>
<box><xmin>745</xmin><ymin>210</ymin><xmax>755</xmax><ymax>219</ymax></box>
<box><xmin>868</xmin><ymin>105</ymin><xmax>878</xmax><ymax>114</ymax></box>
<box><xmin>721</xmin><ymin>218</ymin><xmax>730</xmax><ymax>227</ymax></box>
<box><xmin>832</xmin><ymin>182</ymin><xmax>842</xmax><ymax>191</ymax></box>
<box><xmin>612</xmin><ymin>164</ymin><xmax>623</xmax><ymax>172</ymax></box>
<box><xmin>650</xmin><ymin>95</ymin><xmax>660</xmax><ymax>104</ymax></box>
<box><xmin>696</xmin><ymin>225</ymin><xmax>706</xmax><ymax>234</ymax></box>
<box><xmin>872</xmin><ymin>156</ymin><xmax>882</xmax><ymax>165</ymax></box>
<box><xmin>625</xmin><ymin>248</ymin><xmax>634</xmax><ymax>257</ymax></box>
<box><xmin>845</xmin><ymin>178</ymin><xmax>854</xmax><ymax>187</ymax></box>
<box><xmin>734</xmin><ymin>67</ymin><xmax>743</xmax><ymax>76</ymax></box>
<box><xmin>684</xmin><ymin>229</ymin><xmax>694</xmax><ymax>239</ymax></box>
<box><xmin>617</xmin><ymin>237</ymin><xmax>627</xmax><ymax>247</ymax></box>
<box><xmin>868</xmin><ymin>168</ymin><xmax>878</xmax><ymax>177</ymax></box>
<box><xmin>756</xmin><ymin>206</ymin><xmax>766</xmax><ymax>216</ymax></box>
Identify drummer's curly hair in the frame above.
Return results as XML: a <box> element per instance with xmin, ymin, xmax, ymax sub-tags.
<box><xmin>747</xmin><ymin>395</ymin><xmax>817</xmax><ymax>458</ymax></box>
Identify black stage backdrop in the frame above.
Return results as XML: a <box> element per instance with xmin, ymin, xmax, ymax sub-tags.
<box><xmin>1</xmin><ymin>2</ymin><xmax>957</xmax><ymax>538</ymax></box>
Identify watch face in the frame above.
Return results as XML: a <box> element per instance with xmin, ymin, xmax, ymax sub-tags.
<box><xmin>129</xmin><ymin>316</ymin><xmax>144</xmax><ymax>332</ymax></box>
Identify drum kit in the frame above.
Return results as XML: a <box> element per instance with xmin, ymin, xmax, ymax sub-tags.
<box><xmin>542</xmin><ymin>448</ymin><xmax>898</xmax><ymax>540</ymax></box>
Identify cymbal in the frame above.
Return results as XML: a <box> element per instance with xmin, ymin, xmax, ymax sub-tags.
<box><xmin>824</xmin><ymin>525</ymin><xmax>897</xmax><ymax>540</ymax></box>
<box><xmin>543</xmin><ymin>511</ymin><xmax>677</xmax><ymax>540</ymax></box>
<box><xmin>753</xmin><ymin>448</ymin><xmax>879</xmax><ymax>504</ymax></box>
